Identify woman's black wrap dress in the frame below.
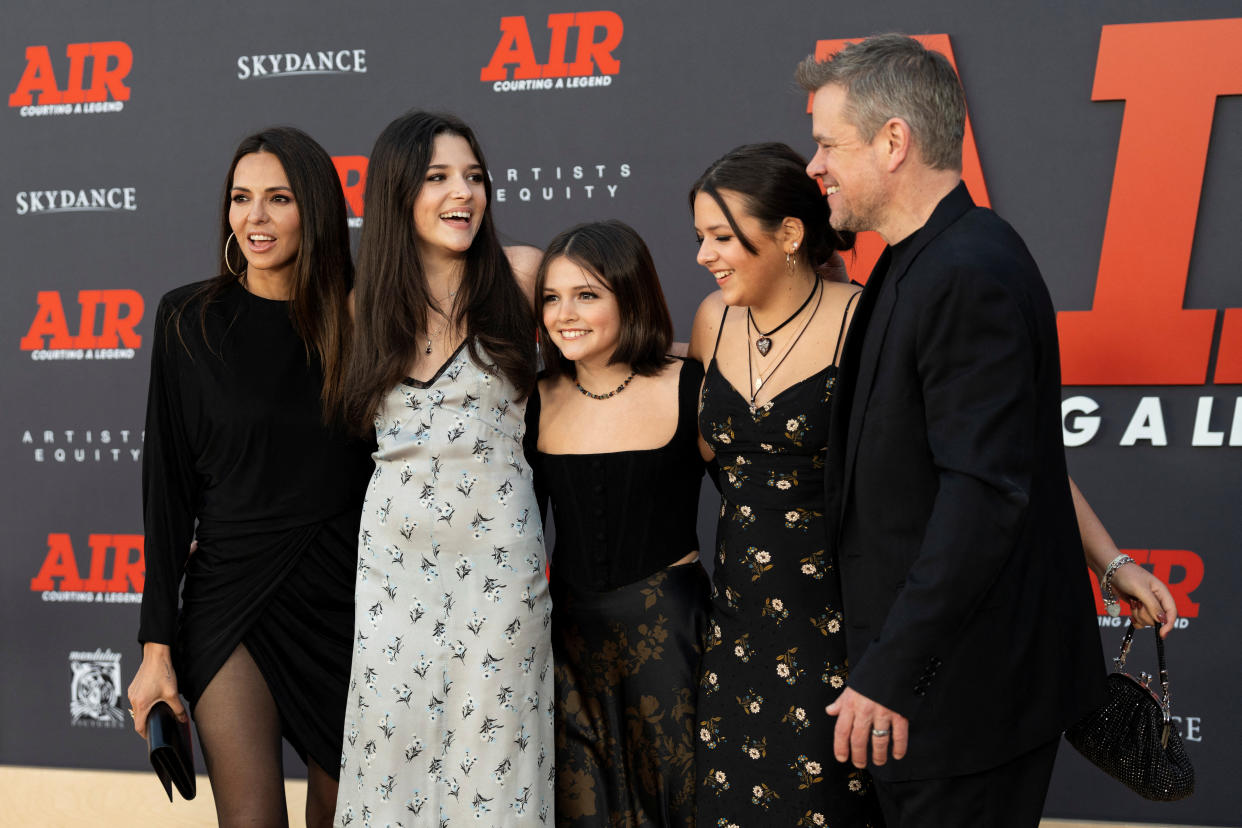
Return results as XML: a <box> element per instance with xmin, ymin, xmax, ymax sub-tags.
<box><xmin>138</xmin><ymin>280</ymin><xmax>372</xmax><ymax>775</ymax></box>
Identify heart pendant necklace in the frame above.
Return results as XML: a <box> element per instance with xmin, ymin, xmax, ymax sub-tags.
<box><xmin>747</xmin><ymin>276</ymin><xmax>819</xmax><ymax>357</ymax></box>
<box><xmin>745</xmin><ymin>278</ymin><xmax>823</xmax><ymax>416</ymax></box>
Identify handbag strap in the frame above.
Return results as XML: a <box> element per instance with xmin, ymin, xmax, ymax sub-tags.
<box><xmin>1114</xmin><ymin>621</ymin><xmax>1174</xmax><ymax>744</ymax></box>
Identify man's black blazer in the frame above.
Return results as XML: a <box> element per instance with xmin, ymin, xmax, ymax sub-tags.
<box><xmin>827</xmin><ymin>183</ymin><xmax>1105</xmax><ymax>782</ymax></box>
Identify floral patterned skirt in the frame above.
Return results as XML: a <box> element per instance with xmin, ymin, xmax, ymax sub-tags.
<box><xmin>552</xmin><ymin>561</ymin><xmax>711</xmax><ymax>827</ymax></box>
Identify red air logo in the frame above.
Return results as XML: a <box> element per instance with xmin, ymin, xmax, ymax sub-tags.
<box><xmin>481</xmin><ymin>11</ymin><xmax>622</xmax><ymax>92</ymax></box>
<box><xmin>31</xmin><ymin>533</ymin><xmax>144</xmax><ymax>603</ymax></box>
<box><xmin>1089</xmin><ymin>549</ymin><xmax>1202</xmax><ymax>628</ymax></box>
<box><xmin>21</xmin><ymin>290</ymin><xmax>144</xmax><ymax>361</ymax></box>
<box><xmin>9</xmin><ymin>41</ymin><xmax>132</xmax><ymax>117</ymax></box>
<box><xmin>813</xmin><ymin>19</ymin><xmax>1242</xmax><ymax>387</ymax></box>
<box><xmin>332</xmin><ymin>155</ymin><xmax>368</xmax><ymax>228</ymax></box>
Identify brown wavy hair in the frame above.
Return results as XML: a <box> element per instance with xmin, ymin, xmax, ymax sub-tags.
<box><xmin>343</xmin><ymin>111</ymin><xmax>536</xmax><ymax>432</ymax></box>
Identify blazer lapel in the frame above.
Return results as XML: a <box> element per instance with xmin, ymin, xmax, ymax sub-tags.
<box><xmin>837</xmin><ymin>182</ymin><xmax>978</xmax><ymax>518</ymax></box>
<box><xmin>840</xmin><ymin>270</ymin><xmax>898</xmax><ymax>510</ymax></box>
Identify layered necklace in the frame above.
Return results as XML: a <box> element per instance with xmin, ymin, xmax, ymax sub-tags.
<box><xmin>746</xmin><ymin>277</ymin><xmax>823</xmax><ymax>415</ymax></box>
<box><xmin>747</xmin><ymin>276</ymin><xmax>818</xmax><ymax>356</ymax></box>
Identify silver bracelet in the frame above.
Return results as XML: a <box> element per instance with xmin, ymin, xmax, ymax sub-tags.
<box><xmin>1100</xmin><ymin>553</ymin><xmax>1135</xmax><ymax>618</ymax></box>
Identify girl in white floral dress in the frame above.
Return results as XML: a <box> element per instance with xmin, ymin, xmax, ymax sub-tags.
<box><xmin>335</xmin><ymin>111</ymin><xmax>552</xmax><ymax>827</ymax></box>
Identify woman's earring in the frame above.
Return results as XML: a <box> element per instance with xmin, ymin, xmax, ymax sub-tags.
<box><xmin>224</xmin><ymin>232</ymin><xmax>243</xmax><ymax>277</ymax></box>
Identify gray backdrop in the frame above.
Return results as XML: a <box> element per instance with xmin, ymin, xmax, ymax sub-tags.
<box><xmin>3</xmin><ymin>2</ymin><xmax>1238</xmax><ymax>824</ymax></box>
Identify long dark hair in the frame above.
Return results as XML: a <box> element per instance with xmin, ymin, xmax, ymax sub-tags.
<box><xmin>689</xmin><ymin>142</ymin><xmax>854</xmax><ymax>267</ymax></box>
<box><xmin>535</xmin><ymin>220</ymin><xmax>673</xmax><ymax>379</ymax></box>
<box><xmin>344</xmin><ymin>111</ymin><xmax>535</xmax><ymax>431</ymax></box>
<box><xmin>177</xmin><ymin>126</ymin><xmax>354</xmax><ymax>412</ymax></box>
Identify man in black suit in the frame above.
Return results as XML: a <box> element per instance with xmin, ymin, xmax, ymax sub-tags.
<box><xmin>797</xmin><ymin>35</ymin><xmax>1105</xmax><ymax>826</ymax></box>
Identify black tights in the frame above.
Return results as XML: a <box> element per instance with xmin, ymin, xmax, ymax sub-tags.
<box><xmin>194</xmin><ymin>644</ymin><xmax>338</xmax><ymax>828</ymax></box>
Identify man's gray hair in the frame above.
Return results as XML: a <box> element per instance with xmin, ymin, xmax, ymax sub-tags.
<box><xmin>796</xmin><ymin>34</ymin><xmax>965</xmax><ymax>172</ymax></box>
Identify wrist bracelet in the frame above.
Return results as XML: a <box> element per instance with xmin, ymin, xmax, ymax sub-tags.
<box><xmin>1100</xmin><ymin>553</ymin><xmax>1135</xmax><ymax>618</ymax></box>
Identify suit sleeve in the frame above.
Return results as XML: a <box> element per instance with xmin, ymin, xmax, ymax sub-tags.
<box><xmin>137</xmin><ymin>298</ymin><xmax>200</xmax><ymax>645</ymax></box>
<box><xmin>846</xmin><ymin>263</ymin><xmax>1039</xmax><ymax>714</ymax></box>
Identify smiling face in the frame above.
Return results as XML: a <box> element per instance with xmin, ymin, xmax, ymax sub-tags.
<box><xmin>412</xmin><ymin>132</ymin><xmax>487</xmax><ymax>261</ymax></box>
<box><xmin>541</xmin><ymin>255</ymin><xmax>622</xmax><ymax>366</ymax></box>
<box><xmin>806</xmin><ymin>82</ymin><xmax>889</xmax><ymax>235</ymax></box>
<box><xmin>228</xmin><ymin>151</ymin><xmax>301</xmax><ymax>282</ymax></box>
<box><xmin>693</xmin><ymin>189</ymin><xmax>786</xmax><ymax>308</ymax></box>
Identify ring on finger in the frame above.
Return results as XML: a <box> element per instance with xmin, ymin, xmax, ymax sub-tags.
<box><xmin>871</xmin><ymin>728</ymin><xmax>890</xmax><ymax>738</ymax></box>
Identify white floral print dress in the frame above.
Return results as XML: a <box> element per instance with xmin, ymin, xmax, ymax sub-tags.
<box><xmin>336</xmin><ymin>342</ymin><xmax>553</xmax><ymax>827</ymax></box>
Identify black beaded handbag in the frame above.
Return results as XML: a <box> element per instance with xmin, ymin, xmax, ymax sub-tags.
<box><xmin>1065</xmin><ymin>622</ymin><xmax>1194</xmax><ymax>801</ymax></box>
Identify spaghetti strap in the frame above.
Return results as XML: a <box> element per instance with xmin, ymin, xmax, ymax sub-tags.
<box><xmin>831</xmin><ymin>290</ymin><xmax>860</xmax><ymax>367</ymax></box>
<box><xmin>708</xmin><ymin>304</ymin><xmax>730</xmax><ymax>368</ymax></box>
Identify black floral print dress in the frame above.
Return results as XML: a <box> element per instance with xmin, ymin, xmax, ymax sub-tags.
<box><xmin>694</xmin><ymin>307</ymin><xmax>882</xmax><ymax>828</ymax></box>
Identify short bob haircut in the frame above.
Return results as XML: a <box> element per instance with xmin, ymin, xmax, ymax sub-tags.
<box><xmin>688</xmin><ymin>142</ymin><xmax>853</xmax><ymax>271</ymax></box>
<box><xmin>535</xmin><ymin>220</ymin><xmax>674</xmax><ymax>379</ymax></box>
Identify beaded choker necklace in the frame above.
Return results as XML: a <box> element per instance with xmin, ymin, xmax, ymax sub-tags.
<box><xmin>576</xmin><ymin>371</ymin><xmax>635</xmax><ymax>400</ymax></box>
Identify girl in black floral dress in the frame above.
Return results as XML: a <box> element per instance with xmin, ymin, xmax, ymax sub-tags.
<box><xmin>687</xmin><ymin>144</ymin><xmax>884</xmax><ymax>827</ymax></box>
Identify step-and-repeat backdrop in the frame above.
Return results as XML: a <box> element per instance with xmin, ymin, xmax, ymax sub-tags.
<box><xmin>2</xmin><ymin>2</ymin><xmax>1237</xmax><ymax>824</ymax></box>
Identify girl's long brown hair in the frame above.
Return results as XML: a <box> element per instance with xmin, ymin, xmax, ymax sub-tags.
<box><xmin>343</xmin><ymin>111</ymin><xmax>536</xmax><ymax>433</ymax></box>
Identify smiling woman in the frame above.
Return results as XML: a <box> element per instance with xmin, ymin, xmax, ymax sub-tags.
<box><xmin>525</xmin><ymin>220</ymin><xmax>709</xmax><ymax>827</ymax></box>
<box><xmin>335</xmin><ymin>111</ymin><xmax>552</xmax><ymax>825</ymax></box>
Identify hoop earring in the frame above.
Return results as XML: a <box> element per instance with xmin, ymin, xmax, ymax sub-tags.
<box><xmin>224</xmin><ymin>232</ymin><xmax>244</xmax><ymax>277</ymax></box>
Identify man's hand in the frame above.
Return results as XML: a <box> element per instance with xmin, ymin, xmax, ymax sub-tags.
<box><xmin>826</xmin><ymin>686</ymin><xmax>909</xmax><ymax>768</ymax></box>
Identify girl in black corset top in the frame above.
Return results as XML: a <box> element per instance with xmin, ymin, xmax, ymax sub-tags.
<box><xmin>524</xmin><ymin>220</ymin><xmax>710</xmax><ymax>827</ymax></box>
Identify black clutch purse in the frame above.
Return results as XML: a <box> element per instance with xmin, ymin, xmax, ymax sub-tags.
<box><xmin>146</xmin><ymin>700</ymin><xmax>197</xmax><ymax>801</ymax></box>
<box><xmin>1065</xmin><ymin>622</ymin><xmax>1194</xmax><ymax>801</ymax></box>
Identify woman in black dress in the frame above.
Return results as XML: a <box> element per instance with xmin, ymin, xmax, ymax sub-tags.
<box><xmin>688</xmin><ymin>143</ymin><xmax>882</xmax><ymax>827</ymax></box>
<box><xmin>525</xmin><ymin>220</ymin><xmax>710</xmax><ymax>826</ymax></box>
<box><xmin>127</xmin><ymin>127</ymin><xmax>371</xmax><ymax>827</ymax></box>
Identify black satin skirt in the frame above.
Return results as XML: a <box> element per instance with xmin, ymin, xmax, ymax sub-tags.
<box><xmin>552</xmin><ymin>560</ymin><xmax>711</xmax><ymax>828</ymax></box>
<box><xmin>175</xmin><ymin>509</ymin><xmax>359</xmax><ymax>778</ymax></box>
